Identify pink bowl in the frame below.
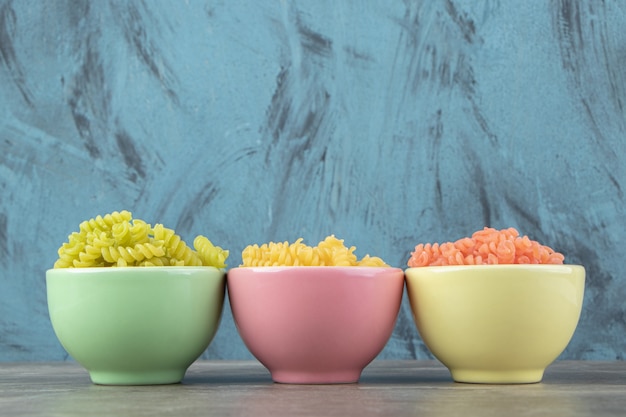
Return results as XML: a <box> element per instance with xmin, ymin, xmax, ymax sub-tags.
<box><xmin>227</xmin><ymin>266</ymin><xmax>404</xmax><ymax>384</ymax></box>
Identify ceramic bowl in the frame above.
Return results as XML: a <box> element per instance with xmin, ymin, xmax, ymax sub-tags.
<box><xmin>227</xmin><ymin>266</ymin><xmax>405</xmax><ymax>384</ymax></box>
<box><xmin>405</xmin><ymin>264</ymin><xmax>585</xmax><ymax>384</ymax></box>
<box><xmin>46</xmin><ymin>266</ymin><xmax>225</xmax><ymax>385</ymax></box>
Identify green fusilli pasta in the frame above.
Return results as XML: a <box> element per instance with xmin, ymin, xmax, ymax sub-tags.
<box><xmin>53</xmin><ymin>211</ymin><xmax>229</xmax><ymax>268</ymax></box>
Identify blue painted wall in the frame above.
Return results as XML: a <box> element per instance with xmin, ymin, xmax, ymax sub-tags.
<box><xmin>1</xmin><ymin>0</ymin><xmax>625</xmax><ymax>361</ymax></box>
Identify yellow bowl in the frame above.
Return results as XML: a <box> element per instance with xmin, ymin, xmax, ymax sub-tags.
<box><xmin>405</xmin><ymin>264</ymin><xmax>585</xmax><ymax>384</ymax></box>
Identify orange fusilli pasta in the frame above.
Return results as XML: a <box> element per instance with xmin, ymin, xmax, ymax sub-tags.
<box><xmin>407</xmin><ymin>227</ymin><xmax>565</xmax><ymax>267</ymax></box>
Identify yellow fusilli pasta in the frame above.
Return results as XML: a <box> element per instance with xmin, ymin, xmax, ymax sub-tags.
<box><xmin>240</xmin><ymin>235</ymin><xmax>389</xmax><ymax>267</ymax></box>
<box><xmin>53</xmin><ymin>211</ymin><xmax>229</xmax><ymax>268</ymax></box>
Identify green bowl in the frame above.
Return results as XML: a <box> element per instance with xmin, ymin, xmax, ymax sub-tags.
<box><xmin>46</xmin><ymin>267</ymin><xmax>225</xmax><ymax>385</ymax></box>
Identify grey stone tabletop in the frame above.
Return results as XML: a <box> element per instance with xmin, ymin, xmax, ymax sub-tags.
<box><xmin>1</xmin><ymin>360</ymin><xmax>625</xmax><ymax>416</ymax></box>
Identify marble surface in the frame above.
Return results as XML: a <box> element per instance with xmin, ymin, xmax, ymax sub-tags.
<box><xmin>1</xmin><ymin>1</ymin><xmax>626</xmax><ymax>361</ymax></box>
<box><xmin>1</xmin><ymin>361</ymin><xmax>626</xmax><ymax>417</ymax></box>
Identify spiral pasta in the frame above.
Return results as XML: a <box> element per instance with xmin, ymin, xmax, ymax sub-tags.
<box><xmin>194</xmin><ymin>236</ymin><xmax>228</xmax><ymax>269</ymax></box>
<box><xmin>53</xmin><ymin>210</ymin><xmax>229</xmax><ymax>268</ymax></box>
<box><xmin>407</xmin><ymin>227</ymin><xmax>565</xmax><ymax>267</ymax></box>
<box><xmin>153</xmin><ymin>224</ymin><xmax>203</xmax><ymax>266</ymax></box>
<box><xmin>78</xmin><ymin>210</ymin><xmax>132</xmax><ymax>236</ymax></box>
<box><xmin>240</xmin><ymin>235</ymin><xmax>389</xmax><ymax>267</ymax></box>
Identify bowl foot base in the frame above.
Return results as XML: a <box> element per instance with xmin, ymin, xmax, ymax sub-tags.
<box><xmin>89</xmin><ymin>369</ymin><xmax>186</xmax><ymax>385</ymax></box>
<box><xmin>449</xmin><ymin>368</ymin><xmax>545</xmax><ymax>384</ymax></box>
<box><xmin>270</xmin><ymin>369</ymin><xmax>362</xmax><ymax>384</ymax></box>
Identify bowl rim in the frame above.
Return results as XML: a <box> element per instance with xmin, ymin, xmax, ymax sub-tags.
<box><xmin>46</xmin><ymin>266</ymin><xmax>224</xmax><ymax>274</ymax></box>
<box><xmin>228</xmin><ymin>266</ymin><xmax>405</xmax><ymax>278</ymax></box>
<box><xmin>405</xmin><ymin>264</ymin><xmax>583</xmax><ymax>272</ymax></box>
<box><xmin>229</xmin><ymin>266</ymin><xmax>403</xmax><ymax>271</ymax></box>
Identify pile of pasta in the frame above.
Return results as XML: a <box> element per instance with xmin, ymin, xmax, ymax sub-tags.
<box><xmin>241</xmin><ymin>235</ymin><xmax>389</xmax><ymax>267</ymax></box>
<box><xmin>54</xmin><ymin>210</ymin><xmax>229</xmax><ymax>268</ymax></box>
<box><xmin>407</xmin><ymin>227</ymin><xmax>565</xmax><ymax>267</ymax></box>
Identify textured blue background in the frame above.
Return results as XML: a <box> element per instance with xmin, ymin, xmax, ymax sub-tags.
<box><xmin>1</xmin><ymin>0</ymin><xmax>625</xmax><ymax>361</ymax></box>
